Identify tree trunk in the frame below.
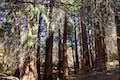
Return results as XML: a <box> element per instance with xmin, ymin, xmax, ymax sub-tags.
<box><xmin>74</xmin><ymin>26</ymin><xmax>79</xmax><ymax>73</ymax></box>
<box><xmin>58</xmin><ymin>28</ymin><xmax>63</xmax><ymax>79</ymax></box>
<box><xmin>92</xmin><ymin>0</ymin><xmax>108</xmax><ymax>71</ymax></box>
<box><xmin>44</xmin><ymin>32</ymin><xmax>53</xmax><ymax>80</ymax></box>
<box><xmin>71</xmin><ymin>42</ymin><xmax>76</xmax><ymax>72</ymax></box>
<box><xmin>19</xmin><ymin>45</ymin><xmax>37</xmax><ymax>80</ymax></box>
<box><xmin>62</xmin><ymin>15</ymin><xmax>69</xmax><ymax>80</ymax></box>
<box><xmin>44</xmin><ymin>0</ymin><xmax>54</xmax><ymax>80</ymax></box>
<box><xmin>94</xmin><ymin>22</ymin><xmax>107</xmax><ymax>71</ymax></box>
<box><xmin>81</xmin><ymin>22</ymin><xmax>90</xmax><ymax>72</ymax></box>
<box><xmin>115</xmin><ymin>13</ymin><xmax>120</xmax><ymax>67</ymax></box>
<box><xmin>80</xmin><ymin>0</ymin><xmax>91</xmax><ymax>72</ymax></box>
<box><xmin>36</xmin><ymin>12</ymin><xmax>42</xmax><ymax>80</ymax></box>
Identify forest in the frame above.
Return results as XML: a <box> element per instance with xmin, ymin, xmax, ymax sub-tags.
<box><xmin>0</xmin><ymin>0</ymin><xmax>120</xmax><ymax>80</ymax></box>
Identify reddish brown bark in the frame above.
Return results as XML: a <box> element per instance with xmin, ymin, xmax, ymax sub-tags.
<box><xmin>58</xmin><ymin>28</ymin><xmax>63</xmax><ymax>79</ymax></box>
<box><xmin>62</xmin><ymin>15</ymin><xmax>69</xmax><ymax>80</ymax></box>
<box><xmin>44</xmin><ymin>32</ymin><xmax>53</xmax><ymax>80</ymax></box>
<box><xmin>80</xmin><ymin>0</ymin><xmax>91</xmax><ymax>71</ymax></box>
<box><xmin>74</xmin><ymin>26</ymin><xmax>79</xmax><ymax>73</ymax></box>
<box><xmin>44</xmin><ymin>0</ymin><xmax>54</xmax><ymax>80</ymax></box>
<box><xmin>94</xmin><ymin>22</ymin><xmax>107</xmax><ymax>71</ymax></box>
<box><xmin>81</xmin><ymin>22</ymin><xmax>91</xmax><ymax>72</ymax></box>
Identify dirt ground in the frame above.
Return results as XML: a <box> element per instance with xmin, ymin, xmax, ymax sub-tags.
<box><xmin>69</xmin><ymin>69</ymin><xmax>120</xmax><ymax>80</ymax></box>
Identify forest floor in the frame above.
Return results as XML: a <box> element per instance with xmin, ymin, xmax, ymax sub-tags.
<box><xmin>0</xmin><ymin>67</ymin><xmax>119</xmax><ymax>80</ymax></box>
<box><xmin>69</xmin><ymin>68</ymin><xmax>120</xmax><ymax>80</ymax></box>
<box><xmin>0</xmin><ymin>69</ymin><xmax>119</xmax><ymax>80</ymax></box>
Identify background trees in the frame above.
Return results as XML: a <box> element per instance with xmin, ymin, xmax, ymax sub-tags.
<box><xmin>0</xmin><ymin>0</ymin><xmax>120</xmax><ymax>80</ymax></box>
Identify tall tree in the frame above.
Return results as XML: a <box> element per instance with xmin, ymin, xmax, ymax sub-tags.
<box><xmin>80</xmin><ymin>0</ymin><xmax>90</xmax><ymax>72</ymax></box>
<box><xmin>115</xmin><ymin>5</ymin><xmax>120</xmax><ymax>67</ymax></box>
<box><xmin>74</xmin><ymin>25</ymin><xmax>79</xmax><ymax>73</ymax></box>
<box><xmin>62</xmin><ymin>15</ymin><xmax>69</xmax><ymax>80</ymax></box>
<box><xmin>44</xmin><ymin>0</ymin><xmax>54</xmax><ymax>80</ymax></box>
<box><xmin>94</xmin><ymin>0</ymin><xmax>108</xmax><ymax>71</ymax></box>
<box><xmin>103</xmin><ymin>0</ymin><xmax>118</xmax><ymax>63</ymax></box>
<box><xmin>58</xmin><ymin>28</ymin><xmax>63</xmax><ymax>79</ymax></box>
<box><xmin>18</xmin><ymin>2</ymin><xmax>39</xmax><ymax>80</ymax></box>
<box><xmin>36</xmin><ymin>12</ymin><xmax>42</xmax><ymax>80</ymax></box>
<box><xmin>94</xmin><ymin>22</ymin><xmax>107</xmax><ymax>71</ymax></box>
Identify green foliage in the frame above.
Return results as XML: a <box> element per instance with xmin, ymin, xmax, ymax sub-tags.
<box><xmin>42</xmin><ymin>13</ymin><xmax>50</xmax><ymax>28</ymax></box>
<box><xmin>0</xmin><ymin>29</ymin><xmax>4</xmax><ymax>38</ymax></box>
<box><xmin>25</xmin><ymin>35</ymin><xmax>33</xmax><ymax>45</ymax></box>
<box><xmin>0</xmin><ymin>64</ymin><xmax>4</xmax><ymax>72</ymax></box>
<box><xmin>68</xmin><ymin>17</ymin><xmax>75</xmax><ymax>27</ymax></box>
